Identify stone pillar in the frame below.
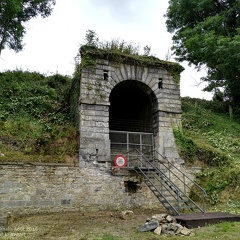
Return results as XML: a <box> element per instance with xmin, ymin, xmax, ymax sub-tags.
<box><xmin>79</xmin><ymin>60</ymin><xmax>111</xmax><ymax>167</ymax></box>
<box><xmin>79</xmin><ymin>102</ymin><xmax>110</xmax><ymax>167</ymax></box>
<box><xmin>155</xmin><ymin>111</ymin><xmax>181</xmax><ymax>160</ymax></box>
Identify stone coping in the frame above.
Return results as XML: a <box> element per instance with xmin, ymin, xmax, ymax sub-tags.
<box><xmin>0</xmin><ymin>162</ymin><xmax>79</xmax><ymax>167</ymax></box>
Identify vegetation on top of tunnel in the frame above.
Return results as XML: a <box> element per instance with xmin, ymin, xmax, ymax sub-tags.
<box><xmin>75</xmin><ymin>30</ymin><xmax>184</xmax><ymax>85</ymax></box>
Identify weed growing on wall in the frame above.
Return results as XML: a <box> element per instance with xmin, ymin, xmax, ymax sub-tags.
<box><xmin>76</xmin><ymin>30</ymin><xmax>184</xmax><ymax>85</ymax></box>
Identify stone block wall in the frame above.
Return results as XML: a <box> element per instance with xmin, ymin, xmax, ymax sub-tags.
<box><xmin>79</xmin><ymin>57</ymin><xmax>182</xmax><ymax>166</ymax></box>
<box><xmin>0</xmin><ymin>163</ymin><xmax>160</xmax><ymax>218</ymax></box>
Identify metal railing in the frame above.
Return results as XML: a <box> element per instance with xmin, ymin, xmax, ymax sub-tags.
<box><xmin>109</xmin><ymin>130</ymin><xmax>207</xmax><ymax>214</ymax></box>
<box><xmin>136</xmin><ymin>163</ymin><xmax>181</xmax><ymax>215</ymax></box>
<box><xmin>127</xmin><ymin>149</ymin><xmax>207</xmax><ymax>214</ymax></box>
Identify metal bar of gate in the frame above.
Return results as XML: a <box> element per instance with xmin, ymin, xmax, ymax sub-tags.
<box><xmin>110</xmin><ymin>130</ymin><xmax>154</xmax><ymax>168</ymax></box>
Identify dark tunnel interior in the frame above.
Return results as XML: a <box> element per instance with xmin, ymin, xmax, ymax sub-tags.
<box><xmin>109</xmin><ymin>81</ymin><xmax>153</xmax><ymax>132</ymax></box>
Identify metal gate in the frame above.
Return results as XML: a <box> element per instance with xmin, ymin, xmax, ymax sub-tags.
<box><xmin>110</xmin><ymin>130</ymin><xmax>154</xmax><ymax>168</ymax></box>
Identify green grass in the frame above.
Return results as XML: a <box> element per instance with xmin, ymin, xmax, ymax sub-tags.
<box><xmin>0</xmin><ymin>70</ymin><xmax>78</xmax><ymax>164</ymax></box>
<box><xmin>174</xmin><ymin>97</ymin><xmax>240</xmax><ymax>209</ymax></box>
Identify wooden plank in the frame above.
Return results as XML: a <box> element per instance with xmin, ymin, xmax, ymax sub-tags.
<box><xmin>176</xmin><ymin>212</ymin><xmax>240</xmax><ymax>228</ymax></box>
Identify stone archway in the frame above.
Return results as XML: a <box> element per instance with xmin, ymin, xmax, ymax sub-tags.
<box><xmin>78</xmin><ymin>48</ymin><xmax>183</xmax><ymax>167</ymax></box>
<box><xmin>109</xmin><ymin>80</ymin><xmax>156</xmax><ymax>133</ymax></box>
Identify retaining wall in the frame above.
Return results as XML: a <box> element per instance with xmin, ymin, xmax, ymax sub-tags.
<box><xmin>0</xmin><ymin>162</ymin><xmax>159</xmax><ymax>218</ymax></box>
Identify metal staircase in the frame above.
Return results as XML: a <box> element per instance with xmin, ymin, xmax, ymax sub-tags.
<box><xmin>131</xmin><ymin>150</ymin><xmax>207</xmax><ymax>215</ymax></box>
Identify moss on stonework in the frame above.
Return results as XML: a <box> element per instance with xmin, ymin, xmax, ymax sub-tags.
<box><xmin>80</xmin><ymin>45</ymin><xmax>184</xmax><ymax>85</ymax></box>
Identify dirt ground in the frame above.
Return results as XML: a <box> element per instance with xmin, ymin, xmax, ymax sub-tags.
<box><xmin>2</xmin><ymin>208</ymin><xmax>240</xmax><ymax>240</ymax></box>
<box><xmin>3</xmin><ymin>208</ymin><xmax>166</xmax><ymax>240</ymax></box>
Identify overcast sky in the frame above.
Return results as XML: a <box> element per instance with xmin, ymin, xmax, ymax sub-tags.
<box><xmin>0</xmin><ymin>0</ymin><xmax>212</xmax><ymax>100</ymax></box>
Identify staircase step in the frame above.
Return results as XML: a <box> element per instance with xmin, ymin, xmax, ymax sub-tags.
<box><xmin>136</xmin><ymin>168</ymin><xmax>155</xmax><ymax>171</ymax></box>
<box><xmin>179</xmin><ymin>204</ymin><xmax>196</xmax><ymax>209</ymax></box>
<box><xmin>147</xmin><ymin>185</ymin><xmax>179</xmax><ymax>193</ymax></box>
<box><xmin>161</xmin><ymin>199</ymin><xmax>189</xmax><ymax>204</ymax></box>
<box><xmin>134</xmin><ymin>154</ymin><xmax>205</xmax><ymax>215</ymax></box>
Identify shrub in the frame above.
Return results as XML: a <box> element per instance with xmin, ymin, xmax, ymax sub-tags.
<box><xmin>0</xmin><ymin>70</ymin><xmax>78</xmax><ymax>163</ymax></box>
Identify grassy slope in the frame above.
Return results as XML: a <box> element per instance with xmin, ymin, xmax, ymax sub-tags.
<box><xmin>0</xmin><ymin>70</ymin><xmax>78</xmax><ymax>165</ymax></box>
<box><xmin>176</xmin><ymin>97</ymin><xmax>240</xmax><ymax>211</ymax></box>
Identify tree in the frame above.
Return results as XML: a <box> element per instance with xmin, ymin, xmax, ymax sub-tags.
<box><xmin>143</xmin><ymin>45</ymin><xmax>151</xmax><ymax>56</ymax></box>
<box><xmin>165</xmin><ymin>0</ymin><xmax>240</xmax><ymax>107</ymax></box>
<box><xmin>0</xmin><ymin>0</ymin><xmax>56</xmax><ymax>55</ymax></box>
<box><xmin>84</xmin><ymin>29</ymin><xmax>99</xmax><ymax>47</ymax></box>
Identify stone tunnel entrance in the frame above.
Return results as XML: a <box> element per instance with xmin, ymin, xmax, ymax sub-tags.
<box><xmin>109</xmin><ymin>80</ymin><xmax>157</xmax><ymax>167</ymax></box>
<box><xmin>78</xmin><ymin>47</ymin><xmax>183</xmax><ymax>166</ymax></box>
<box><xmin>109</xmin><ymin>80</ymin><xmax>155</xmax><ymax>133</ymax></box>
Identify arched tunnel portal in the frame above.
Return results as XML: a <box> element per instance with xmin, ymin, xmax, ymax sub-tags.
<box><xmin>109</xmin><ymin>80</ymin><xmax>157</xmax><ymax>133</ymax></box>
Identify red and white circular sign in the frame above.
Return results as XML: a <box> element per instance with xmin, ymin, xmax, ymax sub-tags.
<box><xmin>114</xmin><ymin>155</ymin><xmax>127</xmax><ymax>167</ymax></box>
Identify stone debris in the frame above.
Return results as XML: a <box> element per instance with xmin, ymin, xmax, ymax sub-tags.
<box><xmin>180</xmin><ymin>226</ymin><xmax>193</xmax><ymax>236</ymax></box>
<box><xmin>138</xmin><ymin>220</ymin><xmax>159</xmax><ymax>232</ymax></box>
<box><xmin>138</xmin><ymin>213</ymin><xmax>194</xmax><ymax>236</ymax></box>
<box><xmin>166</xmin><ymin>215</ymin><xmax>176</xmax><ymax>223</ymax></box>
<box><xmin>151</xmin><ymin>213</ymin><xmax>168</xmax><ymax>223</ymax></box>
<box><xmin>153</xmin><ymin>226</ymin><xmax>162</xmax><ymax>235</ymax></box>
<box><xmin>120</xmin><ymin>210</ymin><xmax>134</xmax><ymax>220</ymax></box>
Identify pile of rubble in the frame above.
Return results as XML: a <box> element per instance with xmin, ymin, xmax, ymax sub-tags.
<box><xmin>138</xmin><ymin>213</ymin><xmax>194</xmax><ymax>236</ymax></box>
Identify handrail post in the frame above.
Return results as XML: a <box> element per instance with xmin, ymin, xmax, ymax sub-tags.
<box><xmin>178</xmin><ymin>190</ymin><xmax>180</xmax><ymax>212</ymax></box>
<box><xmin>183</xmin><ymin>174</ymin><xmax>186</xmax><ymax>194</ymax></box>
<box><xmin>168</xmin><ymin>161</ymin><xmax>171</xmax><ymax>180</ymax></box>
<box><xmin>202</xmin><ymin>193</ymin><xmax>206</xmax><ymax>212</ymax></box>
